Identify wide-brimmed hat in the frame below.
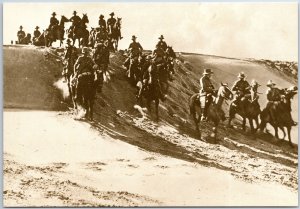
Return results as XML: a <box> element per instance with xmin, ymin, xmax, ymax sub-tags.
<box><xmin>132</xmin><ymin>35</ymin><xmax>137</xmax><ymax>40</ymax></box>
<box><xmin>99</xmin><ymin>14</ymin><xmax>104</xmax><ymax>18</ymax></box>
<box><xmin>35</xmin><ymin>26</ymin><xmax>39</xmax><ymax>29</ymax></box>
<box><xmin>159</xmin><ymin>35</ymin><xmax>164</xmax><ymax>40</ymax></box>
<box><xmin>250</xmin><ymin>79</ymin><xmax>260</xmax><ymax>87</ymax></box>
<box><xmin>203</xmin><ymin>68</ymin><xmax>213</xmax><ymax>75</ymax></box>
<box><xmin>110</xmin><ymin>12</ymin><xmax>115</xmax><ymax>16</ymax></box>
<box><xmin>19</xmin><ymin>25</ymin><xmax>23</xmax><ymax>29</ymax></box>
<box><xmin>73</xmin><ymin>11</ymin><xmax>77</xmax><ymax>15</ymax></box>
<box><xmin>238</xmin><ymin>72</ymin><xmax>246</xmax><ymax>78</ymax></box>
<box><xmin>82</xmin><ymin>47</ymin><xmax>89</xmax><ymax>54</ymax></box>
<box><xmin>266</xmin><ymin>80</ymin><xmax>276</xmax><ymax>87</ymax></box>
<box><xmin>52</xmin><ymin>12</ymin><xmax>56</xmax><ymax>16</ymax></box>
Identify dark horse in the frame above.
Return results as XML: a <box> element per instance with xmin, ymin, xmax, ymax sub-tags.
<box><xmin>228</xmin><ymin>84</ymin><xmax>261</xmax><ymax>133</ymax></box>
<box><xmin>18</xmin><ymin>33</ymin><xmax>32</xmax><ymax>45</ymax></box>
<box><xmin>259</xmin><ymin>86</ymin><xmax>297</xmax><ymax>146</ymax></box>
<box><xmin>108</xmin><ymin>18</ymin><xmax>122</xmax><ymax>51</ymax></box>
<box><xmin>44</xmin><ymin>15</ymin><xmax>69</xmax><ymax>47</ymax></box>
<box><xmin>68</xmin><ymin>14</ymin><xmax>89</xmax><ymax>48</ymax></box>
<box><xmin>137</xmin><ymin>63</ymin><xmax>165</xmax><ymax>121</ymax></box>
<box><xmin>70</xmin><ymin>72</ymin><xmax>97</xmax><ymax>120</ymax></box>
<box><xmin>189</xmin><ymin>83</ymin><xmax>233</xmax><ymax>139</ymax></box>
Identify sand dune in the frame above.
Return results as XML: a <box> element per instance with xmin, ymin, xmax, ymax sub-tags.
<box><xmin>3</xmin><ymin>45</ymin><xmax>298</xmax><ymax>206</ymax></box>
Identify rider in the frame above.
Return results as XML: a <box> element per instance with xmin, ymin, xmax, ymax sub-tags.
<box><xmin>98</xmin><ymin>14</ymin><xmax>106</xmax><ymax>31</ymax></box>
<box><xmin>199</xmin><ymin>68</ymin><xmax>215</xmax><ymax>121</ymax></box>
<box><xmin>17</xmin><ymin>25</ymin><xmax>26</xmax><ymax>44</ymax></box>
<box><xmin>152</xmin><ymin>43</ymin><xmax>166</xmax><ymax>65</ymax></box>
<box><xmin>63</xmin><ymin>39</ymin><xmax>78</xmax><ymax>82</ymax></box>
<box><xmin>107</xmin><ymin>12</ymin><xmax>116</xmax><ymax>34</ymax></box>
<box><xmin>73</xmin><ymin>47</ymin><xmax>97</xmax><ymax>99</ymax></box>
<box><xmin>69</xmin><ymin>11</ymin><xmax>82</xmax><ymax>34</ymax></box>
<box><xmin>231</xmin><ymin>72</ymin><xmax>250</xmax><ymax>110</ymax></box>
<box><xmin>265</xmin><ymin>80</ymin><xmax>297</xmax><ymax>126</ymax></box>
<box><xmin>247</xmin><ymin>80</ymin><xmax>260</xmax><ymax>104</ymax></box>
<box><xmin>156</xmin><ymin>35</ymin><xmax>168</xmax><ymax>51</ymax></box>
<box><xmin>93</xmin><ymin>42</ymin><xmax>110</xmax><ymax>92</ymax></box>
<box><xmin>48</xmin><ymin>12</ymin><xmax>59</xmax><ymax>30</ymax></box>
<box><xmin>32</xmin><ymin>26</ymin><xmax>41</xmax><ymax>42</ymax></box>
<box><xmin>128</xmin><ymin>35</ymin><xmax>143</xmax><ymax>58</ymax></box>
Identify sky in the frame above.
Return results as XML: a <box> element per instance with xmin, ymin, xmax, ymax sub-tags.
<box><xmin>3</xmin><ymin>2</ymin><xmax>298</xmax><ymax>61</ymax></box>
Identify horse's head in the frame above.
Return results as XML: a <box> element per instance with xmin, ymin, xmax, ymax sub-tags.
<box><xmin>60</xmin><ymin>15</ymin><xmax>69</xmax><ymax>24</ymax></box>
<box><xmin>82</xmin><ymin>13</ymin><xmax>89</xmax><ymax>23</ymax></box>
<box><xmin>218</xmin><ymin>82</ymin><xmax>233</xmax><ymax>100</ymax></box>
<box><xmin>284</xmin><ymin>86</ymin><xmax>298</xmax><ymax>101</ymax></box>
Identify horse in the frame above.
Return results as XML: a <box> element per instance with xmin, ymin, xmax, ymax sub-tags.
<box><xmin>228</xmin><ymin>84</ymin><xmax>261</xmax><ymax>134</ymax></box>
<box><xmin>108</xmin><ymin>18</ymin><xmax>122</xmax><ymax>51</ymax></box>
<box><xmin>18</xmin><ymin>33</ymin><xmax>32</xmax><ymax>45</ymax></box>
<box><xmin>70</xmin><ymin>71</ymin><xmax>97</xmax><ymax>120</ymax></box>
<box><xmin>137</xmin><ymin>63</ymin><xmax>165</xmax><ymax>121</ymax></box>
<box><xmin>189</xmin><ymin>83</ymin><xmax>233</xmax><ymax>139</ymax></box>
<box><xmin>32</xmin><ymin>32</ymin><xmax>45</xmax><ymax>46</ymax></box>
<box><xmin>259</xmin><ymin>86</ymin><xmax>298</xmax><ymax>146</ymax></box>
<box><xmin>165</xmin><ymin>46</ymin><xmax>176</xmax><ymax>80</ymax></box>
<box><xmin>44</xmin><ymin>15</ymin><xmax>69</xmax><ymax>47</ymax></box>
<box><xmin>68</xmin><ymin>14</ymin><xmax>89</xmax><ymax>48</ymax></box>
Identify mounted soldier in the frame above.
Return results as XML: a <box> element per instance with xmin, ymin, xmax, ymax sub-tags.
<box><xmin>199</xmin><ymin>68</ymin><xmax>215</xmax><ymax>121</ymax></box>
<box><xmin>17</xmin><ymin>25</ymin><xmax>26</xmax><ymax>44</ymax></box>
<box><xmin>48</xmin><ymin>12</ymin><xmax>59</xmax><ymax>38</ymax></box>
<box><xmin>152</xmin><ymin>44</ymin><xmax>166</xmax><ymax>66</ymax></box>
<box><xmin>93</xmin><ymin>42</ymin><xmax>110</xmax><ymax>92</ymax></box>
<box><xmin>69</xmin><ymin>11</ymin><xmax>82</xmax><ymax>34</ymax></box>
<box><xmin>63</xmin><ymin>39</ymin><xmax>78</xmax><ymax>82</ymax></box>
<box><xmin>73</xmin><ymin>47</ymin><xmax>97</xmax><ymax>99</ymax></box>
<box><xmin>107</xmin><ymin>12</ymin><xmax>116</xmax><ymax>34</ymax></box>
<box><xmin>156</xmin><ymin>35</ymin><xmax>168</xmax><ymax>51</ymax></box>
<box><xmin>128</xmin><ymin>35</ymin><xmax>143</xmax><ymax>58</ymax></box>
<box><xmin>231</xmin><ymin>72</ymin><xmax>250</xmax><ymax>111</ymax></box>
<box><xmin>33</xmin><ymin>26</ymin><xmax>41</xmax><ymax>42</ymax></box>
<box><xmin>98</xmin><ymin>14</ymin><xmax>106</xmax><ymax>31</ymax></box>
<box><xmin>247</xmin><ymin>79</ymin><xmax>260</xmax><ymax>104</ymax></box>
<box><xmin>266</xmin><ymin>80</ymin><xmax>282</xmax><ymax>102</ymax></box>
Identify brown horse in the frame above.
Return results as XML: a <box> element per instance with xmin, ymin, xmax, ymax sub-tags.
<box><xmin>137</xmin><ymin>63</ymin><xmax>165</xmax><ymax>121</ymax></box>
<box><xmin>44</xmin><ymin>15</ymin><xmax>69</xmax><ymax>47</ymax></box>
<box><xmin>189</xmin><ymin>83</ymin><xmax>233</xmax><ymax>139</ymax></box>
<box><xmin>228</xmin><ymin>84</ymin><xmax>261</xmax><ymax>133</ymax></box>
<box><xmin>70</xmin><ymin>72</ymin><xmax>97</xmax><ymax>120</ymax></box>
<box><xmin>259</xmin><ymin>86</ymin><xmax>297</xmax><ymax>145</ymax></box>
<box><xmin>68</xmin><ymin>14</ymin><xmax>89</xmax><ymax>47</ymax></box>
<box><xmin>108</xmin><ymin>18</ymin><xmax>122</xmax><ymax>51</ymax></box>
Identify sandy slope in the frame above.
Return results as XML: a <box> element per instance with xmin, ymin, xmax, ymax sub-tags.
<box><xmin>3</xmin><ymin>45</ymin><xmax>298</xmax><ymax>206</ymax></box>
<box><xmin>3</xmin><ymin>110</ymin><xmax>297</xmax><ymax>206</ymax></box>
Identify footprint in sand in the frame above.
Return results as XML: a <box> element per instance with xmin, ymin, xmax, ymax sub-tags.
<box><xmin>143</xmin><ymin>157</ymin><xmax>157</xmax><ymax>161</ymax></box>
<box><xmin>116</xmin><ymin>158</ymin><xmax>130</xmax><ymax>162</ymax></box>
<box><xmin>127</xmin><ymin>164</ymin><xmax>139</xmax><ymax>168</ymax></box>
<box><xmin>155</xmin><ymin>165</ymin><xmax>169</xmax><ymax>169</ymax></box>
<box><xmin>84</xmin><ymin>162</ymin><xmax>107</xmax><ymax>171</ymax></box>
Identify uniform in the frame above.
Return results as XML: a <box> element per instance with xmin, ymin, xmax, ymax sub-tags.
<box><xmin>266</xmin><ymin>88</ymin><xmax>282</xmax><ymax>101</ymax></box>
<box><xmin>98</xmin><ymin>18</ymin><xmax>106</xmax><ymax>30</ymax></box>
<box><xmin>199</xmin><ymin>70</ymin><xmax>215</xmax><ymax>120</ymax></box>
<box><xmin>17</xmin><ymin>30</ymin><xmax>26</xmax><ymax>43</ymax></box>
<box><xmin>49</xmin><ymin>17</ymin><xmax>59</xmax><ymax>29</ymax></box>
<box><xmin>128</xmin><ymin>42</ymin><xmax>143</xmax><ymax>58</ymax></box>
<box><xmin>157</xmin><ymin>40</ymin><xmax>167</xmax><ymax>51</ymax></box>
<box><xmin>93</xmin><ymin>44</ymin><xmax>110</xmax><ymax>92</ymax></box>
<box><xmin>107</xmin><ymin>17</ymin><xmax>116</xmax><ymax>33</ymax></box>
<box><xmin>152</xmin><ymin>47</ymin><xmax>166</xmax><ymax>65</ymax></box>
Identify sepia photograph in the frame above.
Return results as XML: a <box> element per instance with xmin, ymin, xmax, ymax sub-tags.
<box><xmin>2</xmin><ymin>2</ymin><xmax>298</xmax><ymax>207</ymax></box>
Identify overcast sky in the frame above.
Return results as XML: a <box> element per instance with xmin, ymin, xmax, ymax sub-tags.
<box><xmin>3</xmin><ymin>2</ymin><xmax>298</xmax><ymax>61</ymax></box>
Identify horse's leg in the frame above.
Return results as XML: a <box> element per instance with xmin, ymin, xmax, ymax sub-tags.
<box><xmin>242</xmin><ymin>117</ymin><xmax>246</xmax><ymax>132</ymax></box>
<box><xmin>248</xmin><ymin>118</ymin><xmax>255</xmax><ymax>134</ymax></box>
<box><xmin>274</xmin><ymin>125</ymin><xmax>279</xmax><ymax>139</ymax></box>
<box><xmin>155</xmin><ymin>99</ymin><xmax>159</xmax><ymax>121</ymax></box>
<box><xmin>286</xmin><ymin>126</ymin><xmax>293</xmax><ymax>147</ymax></box>
<box><xmin>254</xmin><ymin>116</ymin><xmax>260</xmax><ymax>132</ymax></box>
<box><xmin>227</xmin><ymin>105</ymin><xmax>235</xmax><ymax>128</ymax></box>
<box><xmin>279</xmin><ymin>126</ymin><xmax>286</xmax><ymax>140</ymax></box>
